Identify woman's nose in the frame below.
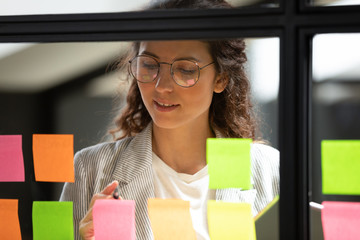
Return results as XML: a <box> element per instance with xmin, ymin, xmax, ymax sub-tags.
<box><xmin>155</xmin><ymin>64</ymin><xmax>174</xmax><ymax>92</ymax></box>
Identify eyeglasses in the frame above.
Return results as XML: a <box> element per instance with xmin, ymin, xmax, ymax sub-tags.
<box><xmin>129</xmin><ymin>55</ymin><xmax>215</xmax><ymax>88</ymax></box>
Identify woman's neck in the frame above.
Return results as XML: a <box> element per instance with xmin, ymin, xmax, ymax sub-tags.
<box><xmin>152</xmin><ymin>122</ymin><xmax>215</xmax><ymax>175</ymax></box>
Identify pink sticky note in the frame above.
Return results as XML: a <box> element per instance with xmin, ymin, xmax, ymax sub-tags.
<box><xmin>0</xmin><ymin>135</ymin><xmax>25</xmax><ymax>182</ymax></box>
<box><xmin>93</xmin><ymin>199</ymin><xmax>135</xmax><ymax>240</ymax></box>
<box><xmin>322</xmin><ymin>201</ymin><xmax>360</xmax><ymax>240</ymax></box>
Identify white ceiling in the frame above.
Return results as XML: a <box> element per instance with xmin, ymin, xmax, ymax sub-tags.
<box><xmin>0</xmin><ymin>42</ymin><xmax>129</xmax><ymax>93</ymax></box>
<box><xmin>0</xmin><ymin>0</ymin><xmax>270</xmax><ymax>16</ymax></box>
<box><xmin>0</xmin><ymin>0</ymin><xmax>149</xmax><ymax>16</ymax></box>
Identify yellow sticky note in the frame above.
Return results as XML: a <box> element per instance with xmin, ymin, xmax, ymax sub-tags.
<box><xmin>148</xmin><ymin>198</ymin><xmax>196</xmax><ymax>240</ymax></box>
<box><xmin>33</xmin><ymin>134</ymin><xmax>74</xmax><ymax>182</ymax></box>
<box><xmin>208</xmin><ymin>200</ymin><xmax>256</xmax><ymax>240</ymax></box>
<box><xmin>0</xmin><ymin>199</ymin><xmax>22</xmax><ymax>240</ymax></box>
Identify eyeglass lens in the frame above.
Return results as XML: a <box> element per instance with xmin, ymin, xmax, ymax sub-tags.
<box><xmin>130</xmin><ymin>56</ymin><xmax>199</xmax><ymax>87</ymax></box>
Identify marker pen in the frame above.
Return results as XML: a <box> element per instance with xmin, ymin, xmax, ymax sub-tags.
<box><xmin>113</xmin><ymin>187</ymin><xmax>120</xmax><ymax>199</ymax></box>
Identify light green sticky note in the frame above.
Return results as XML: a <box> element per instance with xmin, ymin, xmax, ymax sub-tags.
<box><xmin>32</xmin><ymin>201</ymin><xmax>74</xmax><ymax>240</ymax></box>
<box><xmin>207</xmin><ymin>200</ymin><xmax>256</xmax><ymax>240</ymax></box>
<box><xmin>207</xmin><ymin>138</ymin><xmax>252</xmax><ymax>189</ymax></box>
<box><xmin>322</xmin><ymin>140</ymin><xmax>360</xmax><ymax>195</ymax></box>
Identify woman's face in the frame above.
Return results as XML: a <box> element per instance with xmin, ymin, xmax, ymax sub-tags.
<box><xmin>137</xmin><ymin>40</ymin><xmax>225</xmax><ymax>130</ymax></box>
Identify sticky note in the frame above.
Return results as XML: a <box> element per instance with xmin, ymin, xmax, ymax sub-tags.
<box><xmin>93</xmin><ymin>200</ymin><xmax>135</xmax><ymax>240</ymax></box>
<box><xmin>0</xmin><ymin>199</ymin><xmax>22</xmax><ymax>240</ymax></box>
<box><xmin>33</xmin><ymin>134</ymin><xmax>74</xmax><ymax>182</ymax></box>
<box><xmin>321</xmin><ymin>201</ymin><xmax>360</xmax><ymax>240</ymax></box>
<box><xmin>148</xmin><ymin>198</ymin><xmax>196</xmax><ymax>240</ymax></box>
<box><xmin>208</xmin><ymin>200</ymin><xmax>256</xmax><ymax>240</ymax></box>
<box><xmin>321</xmin><ymin>140</ymin><xmax>360</xmax><ymax>195</ymax></box>
<box><xmin>0</xmin><ymin>135</ymin><xmax>24</xmax><ymax>182</ymax></box>
<box><xmin>32</xmin><ymin>201</ymin><xmax>74</xmax><ymax>240</ymax></box>
<box><xmin>207</xmin><ymin>138</ymin><xmax>252</xmax><ymax>189</ymax></box>
<box><xmin>255</xmin><ymin>195</ymin><xmax>279</xmax><ymax>221</ymax></box>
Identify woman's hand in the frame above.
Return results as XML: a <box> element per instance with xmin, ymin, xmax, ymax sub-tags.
<box><xmin>79</xmin><ymin>180</ymin><xmax>120</xmax><ymax>240</ymax></box>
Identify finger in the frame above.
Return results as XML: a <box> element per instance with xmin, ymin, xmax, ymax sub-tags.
<box><xmin>79</xmin><ymin>218</ymin><xmax>95</xmax><ymax>240</ymax></box>
<box><xmin>88</xmin><ymin>192</ymin><xmax>114</xmax><ymax>209</ymax></box>
<box><xmin>101</xmin><ymin>180</ymin><xmax>119</xmax><ymax>195</ymax></box>
<box><xmin>83</xmin><ymin>194</ymin><xmax>115</xmax><ymax>226</ymax></box>
<box><xmin>81</xmin><ymin>206</ymin><xmax>94</xmax><ymax>223</ymax></box>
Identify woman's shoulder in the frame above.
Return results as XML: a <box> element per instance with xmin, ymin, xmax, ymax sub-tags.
<box><xmin>250</xmin><ymin>143</ymin><xmax>279</xmax><ymax>215</ymax></box>
<box><xmin>75</xmin><ymin>123</ymin><xmax>153</xmax><ymax>169</ymax></box>
<box><xmin>75</xmin><ymin>136</ymin><xmax>134</xmax><ymax>164</ymax></box>
<box><xmin>250</xmin><ymin>142</ymin><xmax>279</xmax><ymax>170</ymax></box>
<box><xmin>251</xmin><ymin>142</ymin><xmax>279</xmax><ymax>158</ymax></box>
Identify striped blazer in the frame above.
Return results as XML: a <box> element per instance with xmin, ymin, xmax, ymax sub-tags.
<box><xmin>60</xmin><ymin>122</ymin><xmax>279</xmax><ymax>240</ymax></box>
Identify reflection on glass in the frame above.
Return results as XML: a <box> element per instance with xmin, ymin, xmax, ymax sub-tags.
<box><xmin>0</xmin><ymin>0</ymin><xmax>278</xmax><ymax>16</ymax></box>
<box><xmin>311</xmin><ymin>0</ymin><xmax>360</xmax><ymax>6</ymax></box>
<box><xmin>246</xmin><ymin>38</ymin><xmax>279</xmax><ymax>148</ymax></box>
<box><xmin>227</xmin><ymin>0</ymin><xmax>279</xmax><ymax>7</ymax></box>
<box><xmin>0</xmin><ymin>38</ymin><xmax>279</xmax><ymax>239</ymax></box>
<box><xmin>311</xmin><ymin>33</ymin><xmax>360</xmax><ymax>240</ymax></box>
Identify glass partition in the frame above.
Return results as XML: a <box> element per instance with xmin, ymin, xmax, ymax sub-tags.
<box><xmin>0</xmin><ymin>38</ymin><xmax>279</xmax><ymax>239</ymax></box>
<box><xmin>310</xmin><ymin>33</ymin><xmax>360</xmax><ymax>240</ymax></box>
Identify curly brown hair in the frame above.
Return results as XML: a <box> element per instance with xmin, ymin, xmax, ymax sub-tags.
<box><xmin>109</xmin><ymin>0</ymin><xmax>257</xmax><ymax>140</ymax></box>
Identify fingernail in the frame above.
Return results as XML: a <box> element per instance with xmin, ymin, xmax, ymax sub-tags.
<box><xmin>107</xmin><ymin>180</ymin><xmax>116</xmax><ymax>186</ymax></box>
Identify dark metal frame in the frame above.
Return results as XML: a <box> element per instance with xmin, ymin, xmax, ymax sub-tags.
<box><xmin>1</xmin><ymin>1</ymin><xmax>360</xmax><ymax>239</ymax></box>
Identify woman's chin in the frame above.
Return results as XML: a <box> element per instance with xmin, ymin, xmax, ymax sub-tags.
<box><xmin>152</xmin><ymin>118</ymin><xmax>184</xmax><ymax>130</ymax></box>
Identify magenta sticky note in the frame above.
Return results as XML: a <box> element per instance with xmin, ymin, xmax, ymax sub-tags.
<box><xmin>0</xmin><ymin>135</ymin><xmax>25</xmax><ymax>182</ymax></box>
<box><xmin>93</xmin><ymin>199</ymin><xmax>135</xmax><ymax>240</ymax></box>
<box><xmin>322</xmin><ymin>201</ymin><xmax>360</xmax><ymax>240</ymax></box>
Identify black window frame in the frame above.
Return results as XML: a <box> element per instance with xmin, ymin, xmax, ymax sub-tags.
<box><xmin>1</xmin><ymin>1</ymin><xmax>360</xmax><ymax>239</ymax></box>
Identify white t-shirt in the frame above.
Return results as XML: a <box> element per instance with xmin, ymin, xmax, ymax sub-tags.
<box><xmin>152</xmin><ymin>152</ymin><xmax>215</xmax><ymax>240</ymax></box>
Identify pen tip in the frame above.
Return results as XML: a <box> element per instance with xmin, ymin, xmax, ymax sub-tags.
<box><xmin>113</xmin><ymin>188</ymin><xmax>119</xmax><ymax>199</ymax></box>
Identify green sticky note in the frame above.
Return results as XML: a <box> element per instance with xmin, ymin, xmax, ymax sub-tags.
<box><xmin>207</xmin><ymin>138</ymin><xmax>252</xmax><ymax>189</ymax></box>
<box><xmin>32</xmin><ymin>201</ymin><xmax>74</xmax><ymax>240</ymax></box>
<box><xmin>322</xmin><ymin>140</ymin><xmax>360</xmax><ymax>195</ymax></box>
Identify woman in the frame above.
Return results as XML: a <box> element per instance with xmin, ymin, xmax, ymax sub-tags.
<box><xmin>60</xmin><ymin>1</ymin><xmax>279</xmax><ymax>240</ymax></box>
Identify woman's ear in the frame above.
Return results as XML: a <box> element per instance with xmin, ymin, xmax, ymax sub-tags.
<box><xmin>214</xmin><ymin>73</ymin><xmax>229</xmax><ymax>93</ymax></box>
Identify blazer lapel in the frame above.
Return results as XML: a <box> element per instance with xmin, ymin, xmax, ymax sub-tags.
<box><xmin>111</xmin><ymin>123</ymin><xmax>154</xmax><ymax>185</ymax></box>
<box><xmin>111</xmin><ymin>123</ymin><xmax>155</xmax><ymax>239</ymax></box>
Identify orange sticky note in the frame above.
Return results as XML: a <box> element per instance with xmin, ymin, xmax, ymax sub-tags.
<box><xmin>148</xmin><ymin>198</ymin><xmax>196</xmax><ymax>240</ymax></box>
<box><xmin>33</xmin><ymin>134</ymin><xmax>74</xmax><ymax>182</ymax></box>
<box><xmin>0</xmin><ymin>199</ymin><xmax>22</xmax><ymax>240</ymax></box>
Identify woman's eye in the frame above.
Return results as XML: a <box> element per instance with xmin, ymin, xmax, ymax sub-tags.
<box><xmin>178</xmin><ymin>68</ymin><xmax>196</xmax><ymax>74</ymax></box>
<box><xmin>142</xmin><ymin>62</ymin><xmax>158</xmax><ymax>70</ymax></box>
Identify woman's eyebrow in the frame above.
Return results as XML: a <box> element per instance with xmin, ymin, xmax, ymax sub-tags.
<box><xmin>178</xmin><ymin>56</ymin><xmax>202</xmax><ymax>62</ymax></box>
<box><xmin>139</xmin><ymin>50</ymin><xmax>202</xmax><ymax>62</ymax></box>
<box><xmin>139</xmin><ymin>51</ymin><xmax>159</xmax><ymax>58</ymax></box>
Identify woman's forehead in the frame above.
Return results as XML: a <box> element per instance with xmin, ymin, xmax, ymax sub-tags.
<box><xmin>138</xmin><ymin>40</ymin><xmax>211</xmax><ymax>60</ymax></box>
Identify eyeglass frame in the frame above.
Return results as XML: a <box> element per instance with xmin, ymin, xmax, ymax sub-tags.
<box><xmin>128</xmin><ymin>54</ymin><xmax>215</xmax><ymax>88</ymax></box>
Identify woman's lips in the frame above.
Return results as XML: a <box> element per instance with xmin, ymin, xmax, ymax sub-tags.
<box><xmin>153</xmin><ymin>100</ymin><xmax>179</xmax><ymax>112</ymax></box>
